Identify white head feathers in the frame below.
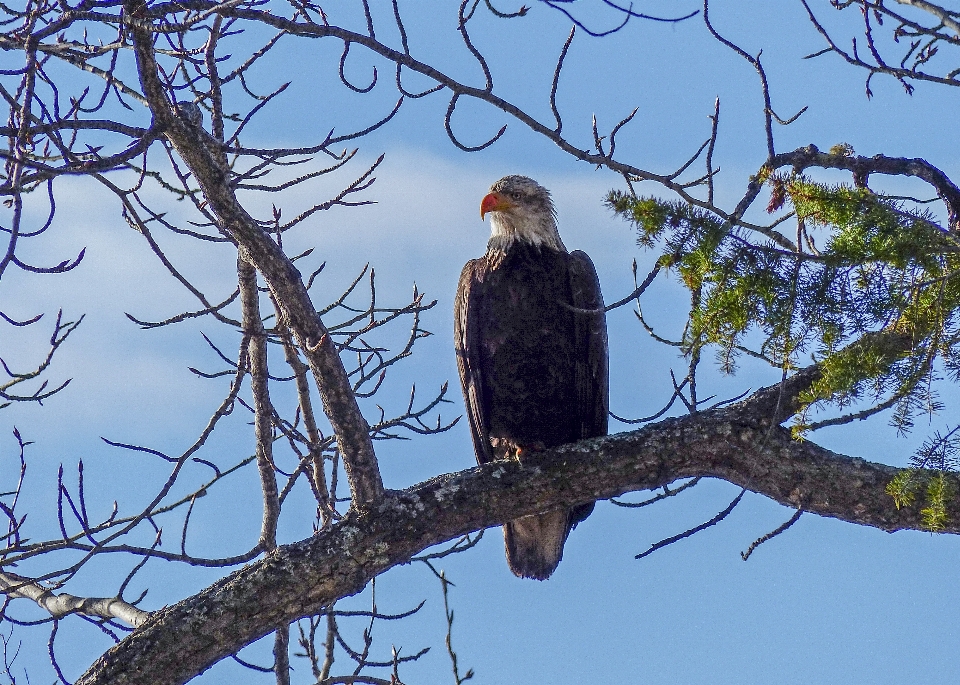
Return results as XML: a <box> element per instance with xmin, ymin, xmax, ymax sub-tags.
<box><xmin>482</xmin><ymin>175</ymin><xmax>567</xmax><ymax>253</ymax></box>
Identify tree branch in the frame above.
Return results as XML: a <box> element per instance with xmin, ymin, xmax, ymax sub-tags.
<box><xmin>124</xmin><ymin>2</ymin><xmax>384</xmax><ymax>507</ymax></box>
<box><xmin>239</xmin><ymin>256</ymin><xmax>280</xmax><ymax>551</ymax></box>
<box><xmin>0</xmin><ymin>572</ymin><xmax>149</xmax><ymax>628</ymax></box>
<box><xmin>76</xmin><ymin>374</ymin><xmax>956</xmax><ymax>685</ymax></box>
<box><xmin>893</xmin><ymin>0</ymin><xmax>960</xmax><ymax>39</ymax></box>
<box><xmin>768</xmin><ymin>144</ymin><xmax>960</xmax><ymax>230</ymax></box>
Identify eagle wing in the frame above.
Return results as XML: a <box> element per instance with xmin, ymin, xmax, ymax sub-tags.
<box><xmin>568</xmin><ymin>249</ymin><xmax>609</xmax><ymax>441</ymax></box>
<box><xmin>454</xmin><ymin>258</ymin><xmax>495</xmax><ymax>465</ymax></box>
<box><xmin>566</xmin><ymin>250</ymin><xmax>608</xmax><ymax>526</ymax></box>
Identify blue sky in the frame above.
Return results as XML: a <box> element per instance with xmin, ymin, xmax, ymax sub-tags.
<box><xmin>3</xmin><ymin>1</ymin><xmax>960</xmax><ymax>683</ymax></box>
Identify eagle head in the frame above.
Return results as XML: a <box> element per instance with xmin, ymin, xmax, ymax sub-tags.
<box><xmin>481</xmin><ymin>175</ymin><xmax>566</xmax><ymax>252</ymax></box>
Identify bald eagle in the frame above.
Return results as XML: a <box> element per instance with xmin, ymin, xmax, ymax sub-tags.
<box><xmin>454</xmin><ymin>175</ymin><xmax>609</xmax><ymax>580</ymax></box>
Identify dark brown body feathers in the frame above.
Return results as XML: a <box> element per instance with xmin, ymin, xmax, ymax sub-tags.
<box><xmin>455</xmin><ymin>241</ymin><xmax>608</xmax><ymax>579</ymax></box>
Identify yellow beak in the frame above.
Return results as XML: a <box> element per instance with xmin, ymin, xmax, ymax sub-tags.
<box><xmin>480</xmin><ymin>192</ymin><xmax>514</xmax><ymax>220</ymax></box>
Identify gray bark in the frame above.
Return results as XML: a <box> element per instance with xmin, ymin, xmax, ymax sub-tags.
<box><xmin>125</xmin><ymin>1</ymin><xmax>384</xmax><ymax>507</ymax></box>
<box><xmin>76</xmin><ymin>383</ymin><xmax>957</xmax><ymax>685</ymax></box>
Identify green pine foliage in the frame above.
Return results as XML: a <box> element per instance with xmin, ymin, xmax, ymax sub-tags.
<box><xmin>886</xmin><ymin>426</ymin><xmax>960</xmax><ymax>530</ymax></box>
<box><xmin>607</xmin><ymin>171</ymin><xmax>960</xmax><ymax>530</ymax></box>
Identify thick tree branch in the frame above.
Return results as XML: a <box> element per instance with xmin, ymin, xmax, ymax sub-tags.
<box><xmin>768</xmin><ymin>144</ymin><xmax>960</xmax><ymax>230</ymax></box>
<box><xmin>76</xmin><ymin>373</ymin><xmax>957</xmax><ymax>685</ymax></box>
<box><xmin>124</xmin><ymin>2</ymin><xmax>384</xmax><ymax>507</ymax></box>
<box><xmin>8</xmin><ymin>4</ymin><xmax>958</xmax><ymax>683</ymax></box>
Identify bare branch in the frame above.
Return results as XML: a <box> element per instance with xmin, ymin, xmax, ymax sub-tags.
<box><xmin>740</xmin><ymin>508</ymin><xmax>803</xmax><ymax>561</ymax></box>
<box><xmin>635</xmin><ymin>489</ymin><xmax>745</xmax><ymax>559</ymax></box>
<box><xmin>125</xmin><ymin>7</ymin><xmax>384</xmax><ymax>507</ymax></box>
<box><xmin>0</xmin><ymin>572</ymin><xmax>149</xmax><ymax>628</ymax></box>
<box><xmin>239</xmin><ymin>256</ymin><xmax>280</xmax><ymax>551</ymax></box>
<box><xmin>76</xmin><ymin>376</ymin><xmax>960</xmax><ymax>684</ymax></box>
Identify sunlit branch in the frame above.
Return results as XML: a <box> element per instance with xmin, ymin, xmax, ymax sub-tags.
<box><xmin>0</xmin><ymin>572</ymin><xmax>149</xmax><ymax>628</ymax></box>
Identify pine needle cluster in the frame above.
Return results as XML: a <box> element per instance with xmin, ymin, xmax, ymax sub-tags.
<box><xmin>608</xmin><ymin>174</ymin><xmax>960</xmax><ymax>528</ymax></box>
<box><xmin>886</xmin><ymin>425</ymin><xmax>960</xmax><ymax>530</ymax></box>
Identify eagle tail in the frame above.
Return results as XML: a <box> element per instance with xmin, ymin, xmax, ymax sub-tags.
<box><xmin>504</xmin><ymin>510</ymin><xmax>571</xmax><ymax>581</ymax></box>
